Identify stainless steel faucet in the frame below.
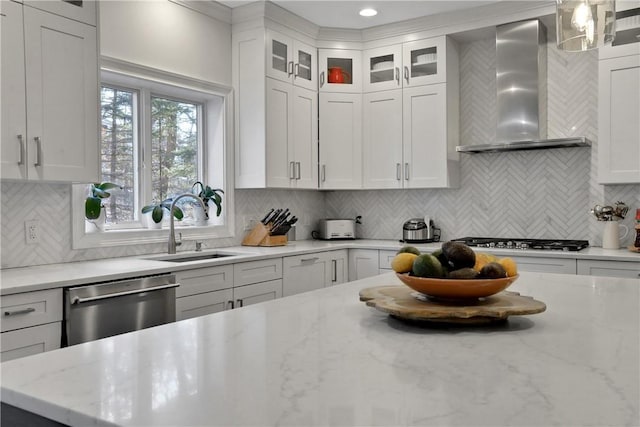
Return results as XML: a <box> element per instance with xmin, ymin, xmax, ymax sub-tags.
<box><xmin>168</xmin><ymin>193</ymin><xmax>206</xmax><ymax>254</ymax></box>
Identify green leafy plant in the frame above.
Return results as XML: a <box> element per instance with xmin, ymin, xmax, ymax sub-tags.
<box><xmin>191</xmin><ymin>181</ymin><xmax>224</xmax><ymax>218</ymax></box>
<box><xmin>85</xmin><ymin>182</ymin><xmax>122</xmax><ymax>220</ymax></box>
<box><xmin>141</xmin><ymin>199</ymin><xmax>184</xmax><ymax>224</ymax></box>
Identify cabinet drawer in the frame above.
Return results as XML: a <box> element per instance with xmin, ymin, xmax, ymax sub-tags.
<box><xmin>510</xmin><ymin>256</ymin><xmax>576</xmax><ymax>274</ymax></box>
<box><xmin>176</xmin><ymin>288</ymin><xmax>233</xmax><ymax>321</ymax></box>
<box><xmin>233</xmin><ymin>279</ymin><xmax>283</xmax><ymax>308</ymax></box>
<box><xmin>379</xmin><ymin>250</ymin><xmax>397</xmax><ymax>270</ymax></box>
<box><xmin>234</xmin><ymin>258</ymin><xmax>282</xmax><ymax>286</ymax></box>
<box><xmin>1</xmin><ymin>322</ymin><xmax>61</xmax><ymax>362</ymax></box>
<box><xmin>175</xmin><ymin>264</ymin><xmax>233</xmax><ymax>298</ymax></box>
<box><xmin>577</xmin><ymin>260</ymin><xmax>640</xmax><ymax>278</ymax></box>
<box><xmin>1</xmin><ymin>289</ymin><xmax>62</xmax><ymax>333</ymax></box>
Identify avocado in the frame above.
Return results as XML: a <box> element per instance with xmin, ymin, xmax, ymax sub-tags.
<box><xmin>478</xmin><ymin>262</ymin><xmax>508</xmax><ymax>279</ymax></box>
<box><xmin>441</xmin><ymin>241</ymin><xmax>476</xmax><ymax>270</ymax></box>
<box><xmin>447</xmin><ymin>267</ymin><xmax>480</xmax><ymax>280</ymax></box>
<box><xmin>397</xmin><ymin>245</ymin><xmax>421</xmax><ymax>256</ymax></box>
<box><xmin>412</xmin><ymin>254</ymin><xmax>445</xmax><ymax>278</ymax></box>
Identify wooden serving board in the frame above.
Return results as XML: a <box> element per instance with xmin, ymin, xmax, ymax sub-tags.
<box><xmin>359</xmin><ymin>285</ymin><xmax>546</xmax><ymax>324</ymax></box>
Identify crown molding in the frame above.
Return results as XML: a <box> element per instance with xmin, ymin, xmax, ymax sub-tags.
<box><xmin>231</xmin><ymin>1</ymin><xmax>319</xmax><ymax>41</ymax></box>
<box><xmin>169</xmin><ymin>0</ymin><xmax>232</xmax><ymax>24</ymax></box>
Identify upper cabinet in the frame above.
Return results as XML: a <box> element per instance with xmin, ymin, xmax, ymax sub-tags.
<box><xmin>318</xmin><ymin>49</ymin><xmax>363</xmax><ymax>93</ymax></box>
<box><xmin>362</xmin><ymin>44</ymin><xmax>402</xmax><ymax>92</ymax></box>
<box><xmin>24</xmin><ymin>0</ymin><xmax>97</xmax><ymax>25</ymax></box>
<box><xmin>233</xmin><ymin>27</ymin><xmax>318</xmax><ymax>189</ymax></box>
<box><xmin>1</xmin><ymin>1</ymin><xmax>99</xmax><ymax>182</ymax></box>
<box><xmin>266</xmin><ymin>29</ymin><xmax>317</xmax><ymax>91</ymax></box>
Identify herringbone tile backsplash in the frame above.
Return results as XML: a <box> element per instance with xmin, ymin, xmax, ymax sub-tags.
<box><xmin>1</xmin><ymin>37</ymin><xmax>638</xmax><ymax>268</ymax></box>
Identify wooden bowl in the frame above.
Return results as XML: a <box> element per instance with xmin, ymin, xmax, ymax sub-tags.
<box><xmin>395</xmin><ymin>273</ymin><xmax>519</xmax><ymax>300</ymax></box>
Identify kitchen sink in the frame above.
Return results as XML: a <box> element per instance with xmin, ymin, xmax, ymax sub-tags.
<box><xmin>143</xmin><ymin>251</ymin><xmax>247</xmax><ymax>263</ymax></box>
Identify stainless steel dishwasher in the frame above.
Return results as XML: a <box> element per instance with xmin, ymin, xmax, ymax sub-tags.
<box><xmin>63</xmin><ymin>274</ymin><xmax>178</xmax><ymax>346</ymax></box>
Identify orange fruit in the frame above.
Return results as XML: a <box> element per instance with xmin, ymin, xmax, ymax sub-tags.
<box><xmin>498</xmin><ymin>257</ymin><xmax>518</xmax><ymax>277</ymax></box>
<box><xmin>391</xmin><ymin>253</ymin><xmax>418</xmax><ymax>273</ymax></box>
<box><xmin>473</xmin><ymin>252</ymin><xmax>497</xmax><ymax>272</ymax></box>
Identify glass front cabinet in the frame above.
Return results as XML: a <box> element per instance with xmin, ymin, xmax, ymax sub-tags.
<box><xmin>266</xmin><ymin>29</ymin><xmax>316</xmax><ymax>91</ymax></box>
<box><xmin>362</xmin><ymin>44</ymin><xmax>402</xmax><ymax>92</ymax></box>
<box><xmin>318</xmin><ymin>49</ymin><xmax>362</xmax><ymax>93</ymax></box>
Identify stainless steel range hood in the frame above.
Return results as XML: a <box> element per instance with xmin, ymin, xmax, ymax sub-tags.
<box><xmin>456</xmin><ymin>19</ymin><xmax>591</xmax><ymax>154</ymax></box>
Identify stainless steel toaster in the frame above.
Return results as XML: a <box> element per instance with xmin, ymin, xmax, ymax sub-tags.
<box><xmin>317</xmin><ymin>219</ymin><xmax>356</xmax><ymax>240</ymax></box>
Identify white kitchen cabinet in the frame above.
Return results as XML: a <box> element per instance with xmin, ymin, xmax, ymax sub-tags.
<box><xmin>378</xmin><ymin>250</ymin><xmax>397</xmax><ymax>272</ymax></box>
<box><xmin>597</xmin><ymin>52</ymin><xmax>640</xmax><ymax>184</ymax></box>
<box><xmin>25</xmin><ymin>0</ymin><xmax>97</xmax><ymax>26</ymax></box>
<box><xmin>175</xmin><ymin>265</ymin><xmax>234</xmax><ymax>320</ymax></box>
<box><xmin>266</xmin><ymin>29</ymin><xmax>317</xmax><ymax>91</ymax></box>
<box><xmin>177</xmin><ymin>288</ymin><xmax>233</xmax><ymax>321</ymax></box>
<box><xmin>509</xmin><ymin>256</ymin><xmax>576</xmax><ymax>274</ymax></box>
<box><xmin>234</xmin><ymin>258</ymin><xmax>283</xmax><ymax>286</ymax></box>
<box><xmin>1</xmin><ymin>2</ymin><xmax>98</xmax><ymax>182</ymax></box>
<box><xmin>327</xmin><ymin>249</ymin><xmax>348</xmax><ymax>286</ymax></box>
<box><xmin>319</xmin><ymin>49</ymin><xmax>362</xmax><ymax>93</ymax></box>
<box><xmin>283</xmin><ymin>250</ymin><xmax>348</xmax><ymax>296</ymax></box>
<box><xmin>348</xmin><ymin>249</ymin><xmax>380</xmax><ymax>281</ymax></box>
<box><xmin>266</xmin><ymin>78</ymin><xmax>318</xmax><ymax>188</ymax></box>
<box><xmin>319</xmin><ymin>92</ymin><xmax>363</xmax><ymax>189</ymax></box>
<box><xmin>402</xmin><ymin>37</ymin><xmax>450</xmax><ymax>87</ymax></box>
<box><xmin>0</xmin><ymin>288</ymin><xmax>62</xmax><ymax>362</ymax></box>
<box><xmin>232</xmin><ymin>279</ymin><xmax>283</xmax><ymax>308</ymax></box>
<box><xmin>362</xmin><ymin>44</ymin><xmax>403</xmax><ymax>92</ymax></box>
<box><xmin>577</xmin><ymin>259</ymin><xmax>640</xmax><ymax>278</ymax></box>
<box><xmin>233</xmin><ymin>28</ymin><xmax>318</xmax><ymax>189</ymax></box>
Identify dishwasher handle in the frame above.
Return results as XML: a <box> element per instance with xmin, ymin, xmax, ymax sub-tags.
<box><xmin>71</xmin><ymin>282</ymin><xmax>180</xmax><ymax>304</ymax></box>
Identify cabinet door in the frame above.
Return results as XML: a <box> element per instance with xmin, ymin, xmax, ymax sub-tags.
<box><xmin>266</xmin><ymin>29</ymin><xmax>293</xmax><ymax>84</ymax></box>
<box><xmin>319</xmin><ymin>93</ymin><xmax>363</xmax><ymax>189</ymax></box>
<box><xmin>598</xmin><ymin>54</ymin><xmax>640</xmax><ymax>184</ymax></box>
<box><xmin>319</xmin><ymin>49</ymin><xmax>362</xmax><ymax>93</ymax></box>
<box><xmin>326</xmin><ymin>249</ymin><xmax>348</xmax><ymax>286</ymax></box>
<box><xmin>25</xmin><ymin>0</ymin><xmax>97</xmax><ymax>26</ymax></box>
<box><xmin>234</xmin><ymin>258</ymin><xmax>283</xmax><ymax>286</ymax></box>
<box><xmin>348</xmin><ymin>249</ymin><xmax>379</xmax><ymax>281</ymax></box>
<box><xmin>403</xmin><ymin>84</ymin><xmax>448</xmax><ymax>188</ymax></box>
<box><xmin>24</xmin><ymin>7</ymin><xmax>98</xmax><ymax>182</ymax></box>
<box><xmin>293</xmin><ymin>40</ymin><xmax>317</xmax><ymax>91</ymax></box>
<box><xmin>292</xmin><ymin>86</ymin><xmax>318</xmax><ymax>188</ymax></box>
<box><xmin>233</xmin><ymin>279</ymin><xmax>283</xmax><ymax>308</ymax></box>
<box><xmin>175</xmin><ymin>264</ymin><xmax>234</xmax><ymax>298</ymax></box>
<box><xmin>402</xmin><ymin>37</ymin><xmax>447</xmax><ymax>87</ymax></box>
<box><xmin>363</xmin><ymin>89</ymin><xmax>403</xmax><ymax>189</ymax></box>
<box><xmin>283</xmin><ymin>254</ymin><xmax>330</xmax><ymax>296</ymax></box>
<box><xmin>176</xmin><ymin>288</ymin><xmax>233</xmax><ymax>321</ymax></box>
<box><xmin>266</xmin><ymin>78</ymin><xmax>293</xmax><ymax>188</ymax></box>
<box><xmin>0</xmin><ymin>1</ymin><xmax>27</xmax><ymax>180</ymax></box>
<box><xmin>577</xmin><ymin>260</ymin><xmax>640</xmax><ymax>278</ymax></box>
<box><xmin>1</xmin><ymin>322</ymin><xmax>61</xmax><ymax>362</ymax></box>
<box><xmin>509</xmin><ymin>256</ymin><xmax>576</xmax><ymax>274</ymax></box>
<box><xmin>363</xmin><ymin>44</ymin><xmax>402</xmax><ymax>92</ymax></box>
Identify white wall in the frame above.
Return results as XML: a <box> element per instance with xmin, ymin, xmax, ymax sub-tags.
<box><xmin>99</xmin><ymin>0</ymin><xmax>232</xmax><ymax>86</ymax></box>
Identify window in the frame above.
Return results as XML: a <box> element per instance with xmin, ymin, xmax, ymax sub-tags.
<box><xmin>72</xmin><ymin>61</ymin><xmax>234</xmax><ymax>249</ymax></box>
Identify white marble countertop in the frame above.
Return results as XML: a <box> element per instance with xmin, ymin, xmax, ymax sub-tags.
<box><xmin>1</xmin><ymin>271</ymin><xmax>638</xmax><ymax>426</ymax></box>
<box><xmin>1</xmin><ymin>239</ymin><xmax>638</xmax><ymax>295</ymax></box>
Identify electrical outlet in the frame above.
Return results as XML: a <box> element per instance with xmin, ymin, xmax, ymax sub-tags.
<box><xmin>242</xmin><ymin>216</ymin><xmax>256</xmax><ymax>231</ymax></box>
<box><xmin>25</xmin><ymin>220</ymin><xmax>40</xmax><ymax>244</ymax></box>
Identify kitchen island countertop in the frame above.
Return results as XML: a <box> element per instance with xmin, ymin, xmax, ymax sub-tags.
<box><xmin>1</xmin><ymin>271</ymin><xmax>638</xmax><ymax>426</ymax></box>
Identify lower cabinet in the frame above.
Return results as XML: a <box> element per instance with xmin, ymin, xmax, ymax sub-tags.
<box><xmin>509</xmin><ymin>256</ymin><xmax>576</xmax><ymax>274</ymax></box>
<box><xmin>349</xmin><ymin>249</ymin><xmax>380</xmax><ymax>281</ymax></box>
<box><xmin>283</xmin><ymin>250</ymin><xmax>348</xmax><ymax>297</ymax></box>
<box><xmin>176</xmin><ymin>288</ymin><xmax>233</xmax><ymax>321</ymax></box>
<box><xmin>577</xmin><ymin>260</ymin><xmax>640</xmax><ymax>279</ymax></box>
<box><xmin>1</xmin><ymin>322</ymin><xmax>61</xmax><ymax>363</ymax></box>
<box><xmin>232</xmin><ymin>279</ymin><xmax>282</xmax><ymax>308</ymax></box>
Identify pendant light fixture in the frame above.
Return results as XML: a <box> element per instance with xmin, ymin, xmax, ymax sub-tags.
<box><xmin>556</xmin><ymin>0</ymin><xmax>616</xmax><ymax>51</ymax></box>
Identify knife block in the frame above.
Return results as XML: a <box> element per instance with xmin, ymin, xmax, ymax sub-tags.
<box><xmin>241</xmin><ymin>223</ymin><xmax>288</xmax><ymax>247</ymax></box>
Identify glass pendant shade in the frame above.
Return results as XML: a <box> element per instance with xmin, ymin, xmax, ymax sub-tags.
<box><xmin>556</xmin><ymin>0</ymin><xmax>616</xmax><ymax>51</ymax></box>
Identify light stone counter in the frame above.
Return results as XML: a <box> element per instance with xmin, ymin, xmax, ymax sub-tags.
<box><xmin>1</xmin><ymin>271</ymin><xmax>639</xmax><ymax>426</ymax></box>
<box><xmin>1</xmin><ymin>239</ymin><xmax>638</xmax><ymax>295</ymax></box>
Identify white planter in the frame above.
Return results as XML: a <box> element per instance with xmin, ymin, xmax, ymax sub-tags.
<box><xmin>85</xmin><ymin>208</ymin><xmax>106</xmax><ymax>232</ymax></box>
<box><xmin>143</xmin><ymin>212</ymin><xmax>163</xmax><ymax>229</ymax></box>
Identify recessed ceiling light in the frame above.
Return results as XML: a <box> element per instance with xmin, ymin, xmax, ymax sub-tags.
<box><xmin>359</xmin><ymin>8</ymin><xmax>377</xmax><ymax>17</ymax></box>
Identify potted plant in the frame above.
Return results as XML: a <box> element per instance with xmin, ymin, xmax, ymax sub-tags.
<box><xmin>85</xmin><ymin>182</ymin><xmax>121</xmax><ymax>231</ymax></box>
<box><xmin>191</xmin><ymin>181</ymin><xmax>224</xmax><ymax>222</ymax></box>
<box><xmin>141</xmin><ymin>198</ymin><xmax>184</xmax><ymax>229</ymax></box>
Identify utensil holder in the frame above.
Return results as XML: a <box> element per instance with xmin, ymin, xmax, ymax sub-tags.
<box><xmin>241</xmin><ymin>223</ymin><xmax>288</xmax><ymax>247</ymax></box>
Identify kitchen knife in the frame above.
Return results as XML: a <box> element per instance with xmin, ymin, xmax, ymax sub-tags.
<box><xmin>266</xmin><ymin>209</ymin><xmax>282</xmax><ymax>225</ymax></box>
<box><xmin>260</xmin><ymin>208</ymin><xmax>274</xmax><ymax>224</ymax></box>
<box><xmin>272</xmin><ymin>212</ymin><xmax>290</xmax><ymax>229</ymax></box>
<box><xmin>273</xmin><ymin>208</ymin><xmax>289</xmax><ymax>225</ymax></box>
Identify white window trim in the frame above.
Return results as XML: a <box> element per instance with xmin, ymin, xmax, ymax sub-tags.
<box><xmin>72</xmin><ymin>56</ymin><xmax>235</xmax><ymax>249</ymax></box>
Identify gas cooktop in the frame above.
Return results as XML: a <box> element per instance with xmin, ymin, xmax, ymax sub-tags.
<box><xmin>451</xmin><ymin>237</ymin><xmax>589</xmax><ymax>251</ymax></box>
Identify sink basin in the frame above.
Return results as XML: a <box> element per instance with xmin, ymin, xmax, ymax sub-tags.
<box><xmin>144</xmin><ymin>251</ymin><xmax>246</xmax><ymax>263</ymax></box>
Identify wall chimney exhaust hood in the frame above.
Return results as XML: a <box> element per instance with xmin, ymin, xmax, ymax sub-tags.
<box><xmin>456</xmin><ymin>19</ymin><xmax>591</xmax><ymax>154</ymax></box>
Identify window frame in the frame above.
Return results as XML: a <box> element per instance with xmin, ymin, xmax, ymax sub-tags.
<box><xmin>72</xmin><ymin>57</ymin><xmax>235</xmax><ymax>249</ymax></box>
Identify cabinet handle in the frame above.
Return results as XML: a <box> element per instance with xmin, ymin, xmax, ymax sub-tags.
<box><xmin>237</xmin><ymin>299</ymin><xmax>244</xmax><ymax>308</ymax></box>
<box><xmin>332</xmin><ymin>259</ymin><xmax>337</xmax><ymax>282</ymax></box>
<box><xmin>321</xmin><ymin>164</ymin><xmax>326</xmax><ymax>182</ymax></box>
<box><xmin>4</xmin><ymin>307</ymin><xmax>36</xmax><ymax>316</ymax></box>
<box><xmin>301</xmin><ymin>257</ymin><xmax>319</xmax><ymax>263</ymax></box>
<box><xmin>405</xmin><ymin>163</ymin><xmax>409</xmax><ymax>180</ymax></box>
<box><xmin>395</xmin><ymin>67</ymin><xmax>400</xmax><ymax>85</ymax></box>
<box><xmin>396</xmin><ymin>163</ymin><xmax>401</xmax><ymax>180</ymax></box>
<box><xmin>320</xmin><ymin>71</ymin><xmax>325</xmax><ymax>87</ymax></box>
<box><xmin>34</xmin><ymin>136</ymin><xmax>42</xmax><ymax>167</ymax></box>
<box><xmin>404</xmin><ymin>66</ymin><xmax>409</xmax><ymax>84</ymax></box>
<box><xmin>294</xmin><ymin>63</ymin><xmax>299</xmax><ymax>78</ymax></box>
<box><xmin>17</xmin><ymin>134</ymin><xmax>24</xmax><ymax>165</ymax></box>
<box><xmin>290</xmin><ymin>161</ymin><xmax>295</xmax><ymax>179</ymax></box>
<box><xmin>228</xmin><ymin>300</ymin><xmax>234</xmax><ymax>309</ymax></box>
<box><xmin>288</xmin><ymin>61</ymin><xmax>294</xmax><ymax>76</ymax></box>
<box><xmin>295</xmin><ymin>162</ymin><xmax>301</xmax><ymax>179</ymax></box>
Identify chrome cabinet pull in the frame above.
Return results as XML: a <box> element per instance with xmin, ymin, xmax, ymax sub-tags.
<box><xmin>405</xmin><ymin>163</ymin><xmax>409</xmax><ymax>180</ymax></box>
<box><xmin>320</xmin><ymin>71</ymin><xmax>325</xmax><ymax>87</ymax></box>
<box><xmin>301</xmin><ymin>257</ymin><xmax>319</xmax><ymax>263</ymax></box>
<box><xmin>395</xmin><ymin>67</ymin><xmax>400</xmax><ymax>84</ymax></box>
<box><xmin>34</xmin><ymin>136</ymin><xmax>42</xmax><ymax>166</ymax></box>
<box><xmin>237</xmin><ymin>299</ymin><xmax>244</xmax><ymax>308</ymax></box>
<box><xmin>295</xmin><ymin>162</ymin><xmax>301</xmax><ymax>179</ymax></box>
<box><xmin>72</xmin><ymin>283</ymin><xmax>180</xmax><ymax>304</ymax></box>
<box><xmin>228</xmin><ymin>300</ymin><xmax>234</xmax><ymax>309</ymax></box>
<box><xmin>4</xmin><ymin>307</ymin><xmax>35</xmax><ymax>316</ymax></box>
<box><xmin>321</xmin><ymin>164</ymin><xmax>326</xmax><ymax>182</ymax></box>
<box><xmin>17</xmin><ymin>134</ymin><xmax>24</xmax><ymax>165</ymax></box>
<box><xmin>294</xmin><ymin>63</ymin><xmax>299</xmax><ymax>78</ymax></box>
<box><xmin>396</xmin><ymin>163</ymin><xmax>401</xmax><ymax>180</ymax></box>
<box><xmin>332</xmin><ymin>259</ymin><xmax>337</xmax><ymax>282</ymax></box>
<box><xmin>404</xmin><ymin>66</ymin><xmax>409</xmax><ymax>83</ymax></box>
<box><xmin>290</xmin><ymin>161</ymin><xmax>295</xmax><ymax>179</ymax></box>
<box><xmin>288</xmin><ymin>61</ymin><xmax>294</xmax><ymax>76</ymax></box>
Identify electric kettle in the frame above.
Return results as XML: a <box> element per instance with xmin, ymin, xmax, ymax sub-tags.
<box><xmin>402</xmin><ymin>216</ymin><xmax>441</xmax><ymax>243</ymax></box>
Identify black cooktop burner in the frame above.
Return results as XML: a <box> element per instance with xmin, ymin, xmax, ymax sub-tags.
<box><xmin>451</xmin><ymin>237</ymin><xmax>589</xmax><ymax>251</ymax></box>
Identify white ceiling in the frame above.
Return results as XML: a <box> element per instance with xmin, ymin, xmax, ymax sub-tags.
<box><xmin>219</xmin><ymin>1</ymin><xmax>501</xmax><ymax>29</ymax></box>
